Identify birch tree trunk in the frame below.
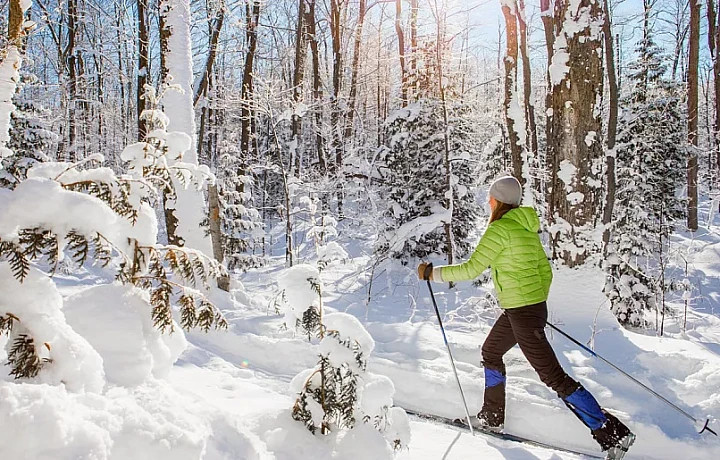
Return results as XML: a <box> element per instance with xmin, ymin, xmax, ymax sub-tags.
<box><xmin>159</xmin><ymin>0</ymin><xmax>213</xmax><ymax>254</ymax></box>
<box><xmin>547</xmin><ymin>0</ymin><xmax>605</xmax><ymax>266</ymax></box>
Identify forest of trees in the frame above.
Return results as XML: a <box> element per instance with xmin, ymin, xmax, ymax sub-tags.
<box><xmin>1</xmin><ymin>0</ymin><xmax>719</xmax><ymax>332</ymax></box>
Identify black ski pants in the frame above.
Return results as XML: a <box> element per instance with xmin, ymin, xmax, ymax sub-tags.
<box><xmin>480</xmin><ymin>301</ymin><xmax>579</xmax><ymax>424</ymax></box>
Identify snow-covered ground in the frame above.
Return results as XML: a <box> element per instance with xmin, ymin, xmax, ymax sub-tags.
<box><xmin>3</xmin><ymin>212</ymin><xmax>720</xmax><ymax>459</ymax></box>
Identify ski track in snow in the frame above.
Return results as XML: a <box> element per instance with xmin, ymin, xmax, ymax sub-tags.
<box><xmin>36</xmin><ymin>213</ymin><xmax>720</xmax><ymax>460</ymax></box>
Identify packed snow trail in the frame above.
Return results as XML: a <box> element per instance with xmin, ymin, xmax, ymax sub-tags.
<box><xmin>183</xmin><ymin>256</ymin><xmax>720</xmax><ymax>460</ymax></box>
<box><xmin>21</xmin><ymin>220</ymin><xmax>719</xmax><ymax>459</ymax></box>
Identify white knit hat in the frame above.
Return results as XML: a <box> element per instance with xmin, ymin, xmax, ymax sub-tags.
<box><xmin>489</xmin><ymin>176</ymin><xmax>522</xmax><ymax>206</ymax></box>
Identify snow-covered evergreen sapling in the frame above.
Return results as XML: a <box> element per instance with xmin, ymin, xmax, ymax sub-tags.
<box><xmin>603</xmin><ymin>29</ymin><xmax>686</xmax><ymax>328</ymax></box>
<box><xmin>276</xmin><ymin>264</ymin><xmax>324</xmax><ymax>338</ymax></box>
<box><xmin>0</xmin><ymin>89</ymin><xmax>227</xmax><ymax>380</ymax></box>
<box><xmin>277</xmin><ymin>265</ymin><xmax>408</xmax><ymax>450</ymax></box>
<box><xmin>291</xmin><ymin>312</ymin><xmax>409</xmax><ymax>451</ymax></box>
<box><xmin>0</xmin><ymin>73</ymin><xmax>57</xmax><ymax>189</ymax></box>
<box><xmin>214</xmin><ymin>133</ymin><xmax>265</xmax><ymax>271</ymax></box>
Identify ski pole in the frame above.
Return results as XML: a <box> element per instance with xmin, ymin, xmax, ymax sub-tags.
<box><xmin>424</xmin><ymin>264</ymin><xmax>475</xmax><ymax>436</ymax></box>
<box><xmin>547</xmin><ymin>322</ymin><xmax>717</xmax><ymax>436</ymax></box>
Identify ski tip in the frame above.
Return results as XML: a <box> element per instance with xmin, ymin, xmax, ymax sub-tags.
<box><xmin>699</xmin><ymin>419</ymin><xmax>718</xmax><ymax>436</ymax></box>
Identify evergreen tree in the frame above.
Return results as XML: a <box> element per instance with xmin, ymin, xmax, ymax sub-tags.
<box><xmin>604</xmin><ymin>32</ymin><xmax>687</xmax><ymax>328</ymax></box>
<box><xmin>378</xmin><ymin>99</ymin><xmax>480</xmax><ymax>262</ymax></box>
<box><xmin>0</xmin><ymin>74</ymin><xmax>57</xmax><ymax>189</ymax></box>
<box><xmin>216</xmin><ymin>133</ymin><xmax>265</xmax><ymax>271</ymax></box>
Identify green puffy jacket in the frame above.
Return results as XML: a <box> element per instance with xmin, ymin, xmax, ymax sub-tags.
<box><xmin>436</xmin><ymin>207</ymin><xmax>552</xmax><ymax>309</ymax></box>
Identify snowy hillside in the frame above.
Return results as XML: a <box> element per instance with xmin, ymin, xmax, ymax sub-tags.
<box><xmin>3</xmin><ymin>213</ymin><xmax>719</xmax><ymax>460</ymax></box>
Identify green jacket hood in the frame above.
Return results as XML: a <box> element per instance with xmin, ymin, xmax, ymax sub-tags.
<box><xmin>502</xmin><ymin>207</ymin><xmax>540</xmax><ymax>233</ymax></box>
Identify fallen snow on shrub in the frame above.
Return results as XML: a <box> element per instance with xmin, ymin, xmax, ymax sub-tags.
<box><xmin>64</xmin><ymin>284</ymin><xmax>187</xmax><ymax>387</ymax></box>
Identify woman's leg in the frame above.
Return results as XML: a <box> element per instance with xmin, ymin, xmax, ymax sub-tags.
<box><xmin>479</xmin><ymin>311</ymin><xmax>517</xmax><ymax>427</ymax></box>
<box><xmin>506</xmin><ymin>302</ymin><xmax>633</xmax><ymax>450</ymax></box>
<box><xmin>504</xmin><ymin>302</ymin><xmax>578</xmax><ymax>397</ymax></box>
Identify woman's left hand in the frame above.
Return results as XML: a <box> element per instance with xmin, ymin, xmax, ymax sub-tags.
<box><xmin>417</xmin><ymin>263</ymin><xmax>433</xmax><ymax>281</ymax></box>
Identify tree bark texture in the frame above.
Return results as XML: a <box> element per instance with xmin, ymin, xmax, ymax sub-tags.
<box><xmin>395</xmin><ymin>0</ymin><xmax>407</xmax><ymax>106</ymax></box>
<box><xmin>345</xmin><ymin>0</ymin><xmax>367</xmax><ymax>140</ymax></box>
<box><xmin>501</xmin><ymin>3</ymin><xmax>523</xmax><ymax>181</ymax></box>
<box><xmin>518</xmin><ymin>0</ymin><xmax>538</xmax><ymax>160</ymax></box>
<box><xmin>601</xmin><ymin>0</ymin><xmax>619</xmax><ymax>252</ymax></box>
<box><xmin>708</xmin><ymin>0</ymin><xmax>720</xmax><ymax>183</ymax></box>
<box><xmin>137</xmin><ymin>0</ymin><xmax>150</xmax><ymax>141</ymax></box>
<box><xmin>291</xmin><ymin>0</ymin><xmax>308</xmax><ymax>174</ymax></box>
<box><xmin>548</xmin><ymin>0</ymin><xmax>605</xmax><ymax>266</ymax></box>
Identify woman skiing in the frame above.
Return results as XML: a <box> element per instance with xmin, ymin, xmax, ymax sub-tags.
<box><xmin>417</xmin><ymin>176</ymin><xmax>635</xmax><ymax>460</ymax></box>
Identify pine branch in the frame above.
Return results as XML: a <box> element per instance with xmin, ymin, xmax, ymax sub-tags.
<box><xmin>8</xmin><ymin>334</ymin><xmax>49</xmax><ymax>379</ymax></box>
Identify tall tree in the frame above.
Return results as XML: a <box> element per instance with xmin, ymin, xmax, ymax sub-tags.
<box><xmin>501</xmin><ymin>1</ymin><xmax>523</xmax><ymax>180</ymax></box>
<box><xmin>395</xmin><ymin>0</ymin><xmax>407</xmax><ymax>106</ymax></box>
<box><xmin>137</xmin><ymin>0</ymin><xmax>150</xmax><ymax>141</ymax></box>
<box><xmin>291</xmin><ymin>0</ymin><xmax>308</xmax><ymax>174</ymax></box>
<box><xmin>345</xmin><ymin>0</ymin><xmax>367</xmax><ymax>141</ymax></box>
<box><xmin>159</xmin><ymin>0</ymin><xmax>213</xmax><ymax>254</ymax></box>
<box><xmin>547</xmin><ymin>0</ymin><xmax>605</xmax><ymax>266</ymax></box>
<box><xmin>688</xmin><ymin>0</ymin><xmax>700</xmax><ymax>231</ymax></box>
<box><xmin>518</xmin><ymin>0</ymin><xmax>538</xmax><ymax>160</ymax></box>
<box><xmin>604</xmin><ymin>17</ymin><xmax>686</xmax><ymax>329</ymax></box>
<box><xmin>601</xmin><ymin>0</ymin><xmax>620</xmax><ymax>252</ymax></box>
<box><xmin>708</xmin><ymin>0</ymin><xmax>720</xmax><ymax>189</ymax></box>
<box><xmin>0</xmin><ymin>0</ymin><xmax>30</xmax><ymax>160</ymax></box>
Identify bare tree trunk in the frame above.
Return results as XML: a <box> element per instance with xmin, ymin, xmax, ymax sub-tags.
<box><xmin>395</xmin><ymin>0</ymin><xmax>407</xmax><ymax>106</ymax></box>
<box><xmin>198</xmin><ymin>1</ymin><xmax>231</xmax><ymax>291</ymax></box>
<box><xmin>67</xmin><ymin>0</ymin><xmax>79</xmax><ymax>161</ymax></box>
<box><xmin>518</xmin><ymin>0</ymin><xmax>538</xmax><ymax>161</ymax></box>
<box><xmin>306</xmin><ymin>1</ymin><xmax>325</xmax><ymax>174</ymax></box>
<box><xmin>292</xmin><ymin>0</ymin><xmax>308</xmax><ymax>175</ymax></box>
<box><xmin>540</xmin><ymin>0</ymin><xmax>554</xmax><ymax>206</ymax></box>
<box><xmin>0</xmin><ymin>0</ymin><xmax>26</xmax><ymax>157</ymax></box>
<box><xmin>548</xmin><ymin>0</ymin><xmax>605</xmax><ymax>266</ymax></box>
<box><xmin>501</xmin><ymin>2</ymin><xmax>523</xmax><ymax>180</ymax></box>
<box><xmin>240</xmin><ymin>1</ymin><xmax>259</xmax><ymax>159</ymax></box>
<box><xmin>431</xmin><ymin>1</ymin><xmax>454</xmax><ymax>277</ymax></box>
<box><xmin>8</xmin><ymin>0</ymin><xmax>23</xmax><ymax>40</ymax></box>
<box><xmin>410</xmin><ymin>0</ymin><xmax>419</xmax><ymax>100</ymax></box>
<box><xmin>194</xmin><ymin>3</ymin><xmax>225</xmax><ymax>107</ymax></box>
<box><xmin>601</xmin><ymin>0</ymin><xmax>619</xmax><ymax>253</ymax></box>
<box><xmin>708</xmin><ymin>0</ymin><xmax>720</xmax><ymax>188</ymax></box>
<box><xmin>137</xmin><ymin>0</ymin><xmax>150</xmax><ymax>140</ymax></box>
<box><xmin>330</xmin><ymin>0</ymin><xmax>344</xmax><ymax>214</ymax></box>
<box><xmin>330</xmin><ymin>0</ymin><xmax>343</xmax><ymax>166</ymax></box>
<box><xmin>345</xmin><ymin>0</ymin><xmax>366</xmax><ymax>140</ymax></box>
<box><xmin>688</xmin><ymin>0</ymin><xmax>700</xmax><ymax>231</ymax></box>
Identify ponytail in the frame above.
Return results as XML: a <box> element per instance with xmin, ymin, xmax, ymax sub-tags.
<box><xmin>489</xmin><ymin>201</ymin><xmax>518</xmax><ymax>224</ymax></box>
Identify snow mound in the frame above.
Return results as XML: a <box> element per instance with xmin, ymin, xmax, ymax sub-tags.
<box><xmin>64</xmin><ymin>284</ymin><xmax>187</xmax><ymax>386</ymax></box>
<box><xmin>277</xmin><ymin>264</ymin><xmax>322</xmax><ymax>327</ymax></box>
<box><xmin>0</xmin><ymin>265</ymin><xmax>105</xmax><ymax>393</ymax></box>
<box><xmin>0</xmin><ymin>379</ymin><xmax>241</xmax><ymax>460</ymax></box>
<box><xmin>323</xmin><ymin>312</ymin><xmax>375</xmax><ymax>355</ymax></box>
